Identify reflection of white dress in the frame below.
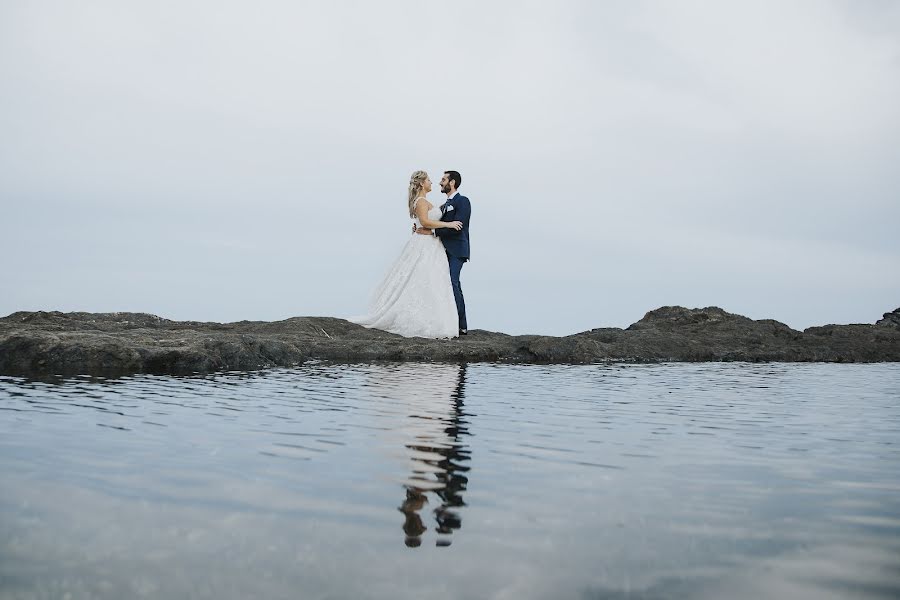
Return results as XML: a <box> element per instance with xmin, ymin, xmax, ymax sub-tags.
<box><xmin>365</xmin><ymin>363</ymin><xmax>465</xmax><ymax>487</ymax></box>
<box><xmin>351</xmin><ymin>202</ymin><xmax>459</xmax><ymax>338</ymax></box>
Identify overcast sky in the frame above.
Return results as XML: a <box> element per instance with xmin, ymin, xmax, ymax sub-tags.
<box><xmin>1</xmin><ymin>0</ymin><xmax>898</xmax><ymax>335</ymax></box>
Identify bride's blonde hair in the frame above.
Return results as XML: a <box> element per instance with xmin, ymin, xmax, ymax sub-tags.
<box><xmin>408</xmin><ymin>170</ymin><xmax>428</xmax><ymax>217</ymax></box>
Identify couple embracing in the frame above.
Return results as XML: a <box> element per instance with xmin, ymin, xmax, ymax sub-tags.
<box><xmin>352</xmin><ymin>170</ymin><xmax>471</xmax><ymax>339</ymax></box>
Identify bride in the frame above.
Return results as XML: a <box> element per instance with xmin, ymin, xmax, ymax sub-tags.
<box><xmin>351</xmin><ymin>171</ymin><xmax>463</xmax><ymax>338</ymax></box>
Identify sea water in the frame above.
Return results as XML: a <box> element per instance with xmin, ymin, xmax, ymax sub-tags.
<box><xmin>1</xmin><ymin>363</ymin><xmax>898</xmax><ymax>599</ymax></box>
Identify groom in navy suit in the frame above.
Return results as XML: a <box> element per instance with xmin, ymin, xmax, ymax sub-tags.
<box><xmin>417</xmin><ymin>170</ymin><xmax>470</xmax><ymax>335</ymax></box>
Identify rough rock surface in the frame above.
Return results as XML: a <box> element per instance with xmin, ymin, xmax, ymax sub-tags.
<box><xmin>876</xmin><ymin>307</ymin><xmax>900</xmax><ymax>328</ymax></box>
<box><xmin>0</xmin><ymin>306</ymin><xmax>897</xmax><ymax>376</ymax></box>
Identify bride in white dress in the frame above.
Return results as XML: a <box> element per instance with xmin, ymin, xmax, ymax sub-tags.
<box><xmin>351</xmin><ymin>171</ymin><xmax>463</xmax><ymax>338</ymax></box>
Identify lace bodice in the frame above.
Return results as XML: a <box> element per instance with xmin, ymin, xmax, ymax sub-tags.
<box><xmin>412</xmin><ymin>198</ymin><xmax>441</xmax><ymax>229</ymax></box>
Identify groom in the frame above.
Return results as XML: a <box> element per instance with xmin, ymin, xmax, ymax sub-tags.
<box><xmin>417</xmin><ymin>170</ymin><xmax>470</xmax><ymax>336</ymax></box>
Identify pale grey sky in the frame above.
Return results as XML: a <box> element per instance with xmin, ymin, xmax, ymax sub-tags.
<box><xmin>1</xmin><ymin>0</ymin><xmax>898</xmax><ymax>335</ymax></box>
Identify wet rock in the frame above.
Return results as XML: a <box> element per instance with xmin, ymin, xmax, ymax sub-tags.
<box><xmin>0</xmin><ymin>306</ymin><xmax>897</xmax><ymax>376</ymax></box>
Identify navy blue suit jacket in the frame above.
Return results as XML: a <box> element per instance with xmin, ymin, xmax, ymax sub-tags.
<box><xmin>435</xmin><ymin>194</ymin><xmax>471</xmax><ymax>260</ymax></box>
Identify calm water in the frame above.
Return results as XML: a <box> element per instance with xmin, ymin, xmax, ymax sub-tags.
<box><xmin>1</xmin><ymin>363</ymin><xmax>899</xmax><ymax>600</ymax></box>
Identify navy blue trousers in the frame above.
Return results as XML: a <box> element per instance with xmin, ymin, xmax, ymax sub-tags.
<box><xmin>447</xmin><ymin>255</ymin><xmax>468</xmax><ymax>331</ymax></box>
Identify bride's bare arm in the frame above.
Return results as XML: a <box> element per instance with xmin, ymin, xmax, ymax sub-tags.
<box><xmin>414</xmin><ymin>202</ymin><xmax>462</xmax><ymax>231</ymax></box>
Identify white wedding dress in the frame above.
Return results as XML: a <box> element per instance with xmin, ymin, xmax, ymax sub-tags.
<box><xmin>350</xmin><ymin>201</ymin><xmax>459</xmax><ymax>338</ymax></box>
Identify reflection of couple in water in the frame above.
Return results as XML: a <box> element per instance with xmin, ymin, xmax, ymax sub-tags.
<box><xmin>391</xmin><ymin>363</ymin><xmax>471</xmax><ymax>548</ymax></box>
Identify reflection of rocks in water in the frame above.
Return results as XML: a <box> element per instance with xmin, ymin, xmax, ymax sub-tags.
<box><xmin>392</xmin><ymin>363</ymin><xmax>470</xmax><ymax>548</ymax></box>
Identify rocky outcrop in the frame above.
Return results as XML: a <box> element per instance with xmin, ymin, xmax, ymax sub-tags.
<box><xmin>876</xmin><ymin>307</ymin><xmax>900</xmax><ymax>328</ymax></box>
<box><xmin>0</xmin><ymin>306</ymin><xmax>897</xmax><ymax>376</ymax></box>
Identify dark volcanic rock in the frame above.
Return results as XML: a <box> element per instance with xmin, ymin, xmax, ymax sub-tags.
<box><xmin>877</xmin><ymin>307</ymin><xmax>900</xmax><ymax>329</ymax></box>
<box><xmin>0</xmin><ymin>306</ymin><xmax>897</xmax><ymax>376</ymax></box>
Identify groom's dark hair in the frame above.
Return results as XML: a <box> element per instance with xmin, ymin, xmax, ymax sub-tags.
<box><xmin>444</xmin><ymin>170</ymin><xmax>462</xmax><ymax>190</ymax></box>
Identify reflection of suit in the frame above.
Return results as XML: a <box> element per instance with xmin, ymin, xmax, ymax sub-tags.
<box><xmin>435</xmin><ymin>194</ymin><xmax>471</xmax><ymax>330</ymax></box>
<box><xmin>371</xmin><ymin>363</ymin><xmax>469</xmax><ymax>547</ymax></box>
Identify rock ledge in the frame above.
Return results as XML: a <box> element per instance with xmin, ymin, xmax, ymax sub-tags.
<box><xmin>1</xmin><ymin>306</ymin><xmax>898</xmax><ymax>376</ymax></box>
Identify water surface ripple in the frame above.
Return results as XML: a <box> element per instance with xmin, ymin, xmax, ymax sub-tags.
<box><xmin>1</xmin><ymin>363</ymin><xmax>899</xmax><ymax>599</ymax></box>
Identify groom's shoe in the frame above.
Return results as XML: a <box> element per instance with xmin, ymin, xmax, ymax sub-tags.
<box><xmin>459</xmin><ymin>329</ymin><xmax>467</xmax><ymax>336</ymax></box>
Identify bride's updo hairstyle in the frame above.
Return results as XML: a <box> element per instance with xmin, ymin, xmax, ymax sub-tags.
<box><xmin>408</xmin><ymin>170</ymin><xmax>428</xmax><ymax>217</ymax></box>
